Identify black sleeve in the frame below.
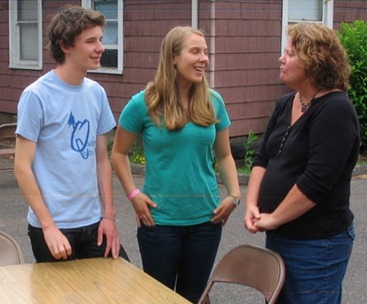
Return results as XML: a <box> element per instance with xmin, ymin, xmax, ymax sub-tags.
<box><xmin>296</xmin><ymin>94</ymin><xmax>360</xmax><ymax>203</ymax></box>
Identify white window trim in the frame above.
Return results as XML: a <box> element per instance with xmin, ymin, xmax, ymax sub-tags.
<box><xmin>9</xmin><ymin>0</ymin><xmax>43</xmax><ymax>70</ymax></box>
<box><xmin>281</xmin><ymin>0</ymin><xmax>334</xmax><ymax>53</ymax></box>
<box><xmin>82</xmin><ymin>0</ymin><xmax>123</xmax><ymax>75</ymax></box>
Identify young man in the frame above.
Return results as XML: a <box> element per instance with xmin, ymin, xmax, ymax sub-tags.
<box><xmin>14</xmin><ymin>6</ymin><xmax>128</xmax><ymax>262</ymax></box>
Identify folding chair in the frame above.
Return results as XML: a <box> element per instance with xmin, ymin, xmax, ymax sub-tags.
<box><xmin>0</xmin><ymin>123</ymin><xmax>17</xmax><ymax>173</ymax></box>
<box><xmin>198</xmin><ymin>244</ymin><xmax>285</xmax><ymax>304</ymax></box>
<box><xmin>0</xmin><ymin>231</ymin><xmax>24</xmax><ymax>265</ymax></box>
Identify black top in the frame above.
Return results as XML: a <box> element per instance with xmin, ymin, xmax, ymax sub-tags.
<box><xmin>253</xmin><ymin>91</ymin><xmax>360</xmax><ymax>239</ymax></box>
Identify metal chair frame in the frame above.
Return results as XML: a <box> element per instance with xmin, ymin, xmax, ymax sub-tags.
<box><xmin>0</xmin><ymin>231</ymin><xmax>24</xmax><ymax>265</ymax></box>
<box><xmin>198</xmin><ymin>244</ymin><xmax>285</xmax><ymax>304</ymax></box>
<box><xmin>0</xmin><ymin>123</ymin><xmax>17</xmax><ymax>173</ymax></box>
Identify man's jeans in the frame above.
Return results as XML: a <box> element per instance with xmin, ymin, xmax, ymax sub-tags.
<box><xmin>266</xmin><ymin>224</ymin><xmax>355</xmax><ymax>304</ymax></box>
<box><xmin>137</xmin><ymin>221</ymin><xmax>222</xmax><ymax>303</ymax></box>
<box><xmin>28</xmin><ymin>221</ymin><xmax>129</xmax><ymax>262</ymax></box>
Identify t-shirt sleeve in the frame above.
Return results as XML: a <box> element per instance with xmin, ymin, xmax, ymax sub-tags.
<box><xmin>211</xmin><ymin>90</ymin><xmax>230</xmax><ymax>131</ymax></box>
<box><xmin>16</xmin><ymin>89</ymin><xmax>43</xmax><ymax>142</ymax></box>
<box><xmin>118</xmin><ymin>91</ymin><xmax>146</xmax><ymax>134</ymax></box>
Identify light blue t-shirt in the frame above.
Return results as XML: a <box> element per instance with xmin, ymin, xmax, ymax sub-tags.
<box><xmin>16</xmin><ymin>70</ymin><xmax>116</xmax><ymax>229</ymax></box>
<box><xmin>119</xmin><ymin>90</ymin><xmax>230</xmax><ymax>226</ymax></box>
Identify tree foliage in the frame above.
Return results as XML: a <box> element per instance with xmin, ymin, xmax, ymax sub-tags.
<box><xmin>338</xmin><ymin>20</ymin><xmax>367</xmax><ymax>154</ymax></box>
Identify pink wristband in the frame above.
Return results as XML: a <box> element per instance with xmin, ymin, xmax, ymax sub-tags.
<box><xmin>128</xmin><ymin>189</ymin><xmax>140</xmax><ymax>200</ymax></box>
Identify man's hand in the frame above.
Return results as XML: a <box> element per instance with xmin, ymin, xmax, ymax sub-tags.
<box><xmin>98</xmin><ymin>218</ymin><xmax>120</xmax><ymax>259</ymax></box>
<box><xmin>43</xmin><ymin>225</ymin><xmax>72</xmax><ymax>260</ymax></box>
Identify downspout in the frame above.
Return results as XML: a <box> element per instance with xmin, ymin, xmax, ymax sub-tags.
<box><xmin>191</xmin><ymin>0</ymin><xmax>198</xmax><ymax>29</ymax></box>
<box><xmin>192</xmin><ymin>0</ymin><xmax>215</xmax><ymax>87</ymax></box>
<box><xmin>209</xmin><ymin>0</ymin><xmax>215</xmax><ymax>88</ymax></box>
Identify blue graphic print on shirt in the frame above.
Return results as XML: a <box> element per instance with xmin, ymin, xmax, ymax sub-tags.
<box><xmin>68</xmin><ymin>112</ymin><xmax>91</xmax><ymax>159</ymax></box>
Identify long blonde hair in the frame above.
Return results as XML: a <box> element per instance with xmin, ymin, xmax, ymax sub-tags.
<box><xmin>145</xmin><ymin>26</ymin><xmax>217</xmax><ymax>130</ymax></box>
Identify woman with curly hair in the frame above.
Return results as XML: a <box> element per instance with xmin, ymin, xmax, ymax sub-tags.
<box><xmin>245</xmin><ymin>23</ymin><xmax>360</xmax><ymax>304</ymax></box>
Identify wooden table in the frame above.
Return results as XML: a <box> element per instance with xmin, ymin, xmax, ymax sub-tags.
<box><xmin>0</xmin><ymin>257</ymin><xmax>192</xmax><ymax>304</ymax></box>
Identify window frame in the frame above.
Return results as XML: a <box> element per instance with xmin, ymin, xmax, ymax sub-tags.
<box><xmin>82</xmin><ymin>0</ymin><xmax>123</xmax><ymax>75</ymax></box>
<box><xmin>281</xmin><ymin>0</ymin><xmax>334</xmax><ymax>53</ymax></box>
<box><xmin>8</xmin><ymin>0</ymin><xmax>43</xmax><ymax>70</ymax></box>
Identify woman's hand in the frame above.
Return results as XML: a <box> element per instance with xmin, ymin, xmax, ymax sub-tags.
<box><xmin>244</xmin><ymin>204</ymin><xmax>262</xmax><ymax>233</ymax></box>
<box><xmin>130</xmin><ymin>191</ymin><xmax>157</xmax><ymax>227</ymax></box>
<box><xmin>211</xmin><ymin>196</ymin><xmax>238</xmax><ymax>227</ymax></box>
<box><xmin>253</xmin><ymin>213</ymin><xmax>279</xmax><ymax>231</ymax></box>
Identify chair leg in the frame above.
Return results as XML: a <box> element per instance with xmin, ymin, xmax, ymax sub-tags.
<box><xmin>201</xmin><ymin>295</ymin><xmax>211</xmax><ymax>304</ymax></box>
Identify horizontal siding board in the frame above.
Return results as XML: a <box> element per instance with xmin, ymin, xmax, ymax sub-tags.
<box><xmin>214</xmin><ymin>69</ymin><xmax>280</xmax><ymax>87</ymax></box>
<box><xmin>1</xmin><ymin>0</ymin><xmax>367</xmax><ymax>138</ymax></box>
<box><xmin>214</xmin><ymin>53</ymin><xmax>280</xmax><ymax>70</ymax></box>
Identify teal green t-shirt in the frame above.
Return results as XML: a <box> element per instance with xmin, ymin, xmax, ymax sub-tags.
<box><xmin>119</xmin><ymin>90</ymin><xmax>230</xmax><ymax>226</ymax></box>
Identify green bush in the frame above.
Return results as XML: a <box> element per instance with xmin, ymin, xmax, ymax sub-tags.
<box><xmin>241</xmin><ymin>131</ymin><xmax>258</xmax><ymax>173</ymax></box>
<box><xmin>338</xmin><ymin>20</ymin><xmax>367</xmax><ymax>154</ymax></box>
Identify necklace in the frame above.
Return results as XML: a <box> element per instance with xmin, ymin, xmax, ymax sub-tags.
<box><xmin>299</xmin><ymin>91</ymin><xmax>319</xmax><ymax>113</ymax></box>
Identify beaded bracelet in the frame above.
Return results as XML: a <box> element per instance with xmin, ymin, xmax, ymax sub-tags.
<box><xmin>128</xmin><ymin>189</ymin><xmax>141</xmax><ymax>200</ymax></box>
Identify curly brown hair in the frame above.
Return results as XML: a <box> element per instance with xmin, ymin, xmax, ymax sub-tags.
<box><xmin>287</xmin><ymin>22</ymin><xmax>350</xmax><ymax>91</ymax></box>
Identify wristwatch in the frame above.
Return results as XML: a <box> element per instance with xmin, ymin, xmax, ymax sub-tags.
<box><xmin>229</xmin><ymin>195</ymin><xmax>240</xmax><ymax>206</ymax></box>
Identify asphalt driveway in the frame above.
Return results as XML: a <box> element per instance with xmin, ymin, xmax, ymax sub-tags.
<box><xmin>0</xmin><ymin>166</ymin><xmax>366</xmax><ymax>303</ymax></box>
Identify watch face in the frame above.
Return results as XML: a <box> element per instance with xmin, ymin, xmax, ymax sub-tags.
<box><xmin>233</xmin><ymin>198</ymin><xmax>240</xmax><ymax>206</ymax></box>
<box><xmin>229</xmin><ymin>195</ymin><xmax>240</xmax><ymax>206</ymax></box>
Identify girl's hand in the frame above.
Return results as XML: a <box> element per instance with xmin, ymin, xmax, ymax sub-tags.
<box><xmin>211</xmin><ymin>196</ymin><xmax>238</xmax><ymax>227</ymax></box>
<box><xmin>130</xmin><ymin>192</ymin><xmax>157</xmax><ymax>227</ymax></box>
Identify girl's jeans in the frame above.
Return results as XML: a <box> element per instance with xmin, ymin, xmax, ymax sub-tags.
<box><xmin>137</xmin><ymin>221</ymin><xmax>222</xmax><ymax>303</ymax></box>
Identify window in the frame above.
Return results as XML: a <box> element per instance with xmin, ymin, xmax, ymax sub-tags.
<box><xmin>281</xmin><ymin>0</ymin><xmax>334</xmax><ymax>53</ymax></box>
<box><xmin>9</xmin><ymin>0</ymin><xmax>42</xmax><ymax>70</ymax></box>
<box><xmin>82</xmin><ymin>0</ymin><xmax>123</xmax><ymax>74</ymax></box>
